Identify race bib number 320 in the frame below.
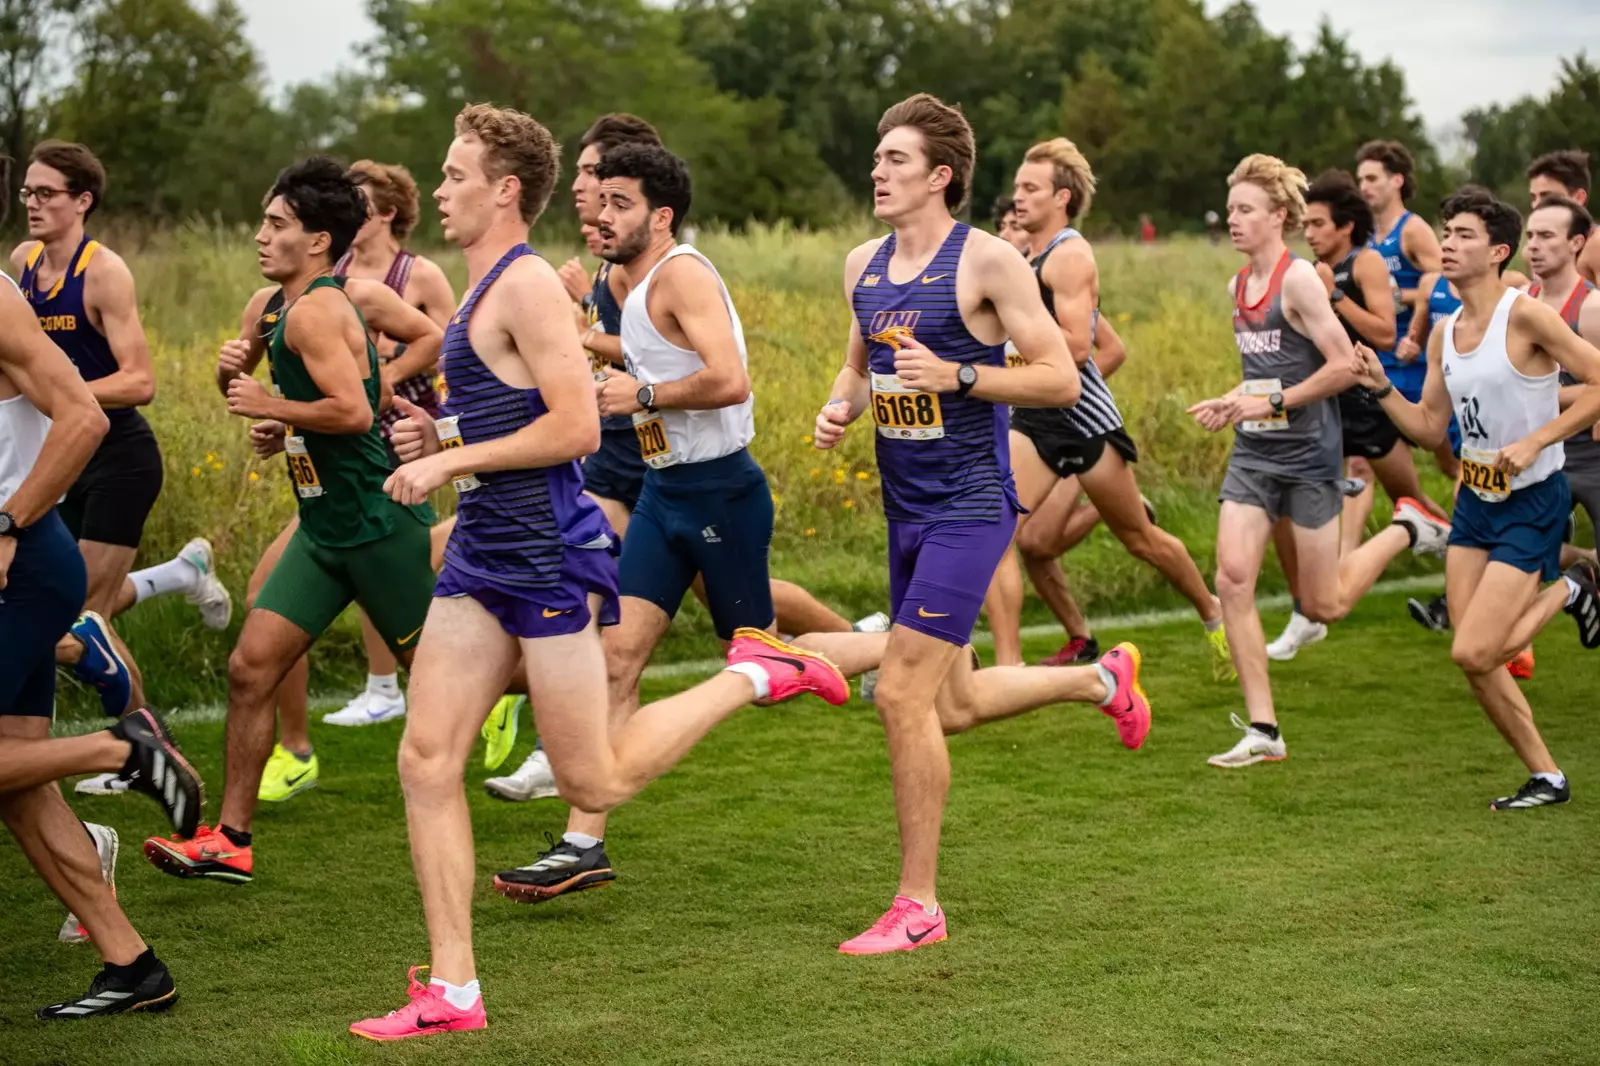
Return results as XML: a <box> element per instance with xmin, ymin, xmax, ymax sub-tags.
<box><xmin>1459</xmin><ymin>446</ymin><xmax>1510</xmax><ymax>503</ymax></box>
<box><xmin>871</xmin><ymin>373</ymin><xmax>944</xmax><ymax>440</ymax></box>
<box><xmin>285</xmin><ymin>436</ymin><xmax>323</xmax><ymax>499</ymax></box>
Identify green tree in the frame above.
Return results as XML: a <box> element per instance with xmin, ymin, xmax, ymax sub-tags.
<box><xmin>1466</xmin><ymin>53</ymin><xmax>1600</xmax><ymax>206</ymax></box>
<box><xmin>0</xmin><ymin>0</ymin><xmax>76</xmax><ymax>210</ymax></box>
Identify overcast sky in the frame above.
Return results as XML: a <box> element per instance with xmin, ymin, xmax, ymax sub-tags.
<box><xmin>243</xmin><ymin>0</ymin><xmax>1599</xmax><ymax>136</ymax></box>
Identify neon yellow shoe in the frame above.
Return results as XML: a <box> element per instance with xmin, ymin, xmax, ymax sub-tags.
<box><xmin>1207</xmin><ymin>624</ymin><xmax>1236</xmax><ymax>682</ymax></box>
<box><xmin>258</xmin><ymin>743</ymin><xmax>319</xmax><ymax>802</ymax></box>
<box><xmin>483</xmin><ymin>695</ymin><xmax>523</xmax><ymax>770</ymax></box>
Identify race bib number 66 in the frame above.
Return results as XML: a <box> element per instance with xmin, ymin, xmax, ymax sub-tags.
<box><xmin>871</xmin><ymin>373</ymin><xmax>944</xmax><ymax>440</ymax></box>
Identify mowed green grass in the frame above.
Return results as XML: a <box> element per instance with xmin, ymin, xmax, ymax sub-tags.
<box><xmin>3</xmin><ymin>589</ymin><xmax>1598</xmax><ymax>1065</ymax></box>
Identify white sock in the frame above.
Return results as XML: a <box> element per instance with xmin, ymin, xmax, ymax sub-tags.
<box><xmin>366</xmin><ymin>673</ymin><xmax>401</xmax><ymax>699</ymax></box>
<box><xmin>725</xmin><ymin>661</ymin><xmax>771</xmax><ymax>700</ymax></box>
<box><xmin>1565</xmin><ymin>576</ymin><xmax>1582</xmax><ymax>607</ymax></box>
<box><xmin>562</xmin><ymin>832</ymin><xmax>601</xmax><ymax>849</ymax></box>
<box><xmin>430</xmin><ymin>977</ymin><xmax>480</xmax><ymax>1010</ymax></box>
<box><xmin>902</xmin><ymin>896</ymin><xmax>938</xmax><ymax>916</ymax></box>
<box><xmin>1095</xmin><ymin>663</ymin><xmax>1118</xmax><ymax>707</ymax></box>
<box><xmin>129</xmin><ymin>557</ymin><xmax>200</xmax><ymax>604</ymax></box>
<box><xmin>1535</xmin><ymin>770</ymin><xmax>1567</xmax><ymax>789</ymax></box>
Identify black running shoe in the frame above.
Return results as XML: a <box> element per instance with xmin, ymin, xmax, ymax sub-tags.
<box><xmin>37</xmin><ymin>959</ymin><xmax>177</xmax><ymax>1020</ymax></box>
<box><xmin>1562</xmin><ymin>560</ymin><xmax>1600</xmax><ymax>649</ymax></box>
<box><xmin>1491</xmin><ymin>776</ymin><xmax>1570</xmax><ymax>811</ymax></box>
<box><xmin>109</xmin><ymin>708</ymin><xmax>203</xmax><ymax>838</ymax></box>
<box><xmin>1407</xmin><ymin>593</ymin><xmax>1451</xmax><ymax>633</ymax></box>
<box><xmin>494</xmin><ymin>831</ymin><xmax>615</xmax><ymax>903</ymax></box>
<box><xmin>1338</xmin><ymin>477</ymin><xmax>1368</xmax><ymax>498</ymax></box>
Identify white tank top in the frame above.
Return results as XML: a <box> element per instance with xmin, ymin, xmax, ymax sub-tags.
<box><xmin>1443</xmin><ymin>287</ymin><xmax>1563</xmax><ymax>496</ymax></box>
<box><xmin>620</xmin><ymin>245</ymin><xmax>754</xmax><ymax>468</ymax></box>
<box><xmin>0</xmin><ymin>272</ymin><xmax>54</xmax><ymax>504</ymax></box>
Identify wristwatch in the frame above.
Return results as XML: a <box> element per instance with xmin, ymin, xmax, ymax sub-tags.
<box><xmin>1371</xmin><ymin>382</ymin><xmax>1395</xmax><ymax>400</ymax></box>
<box><xmin>0</xmin><ymin>511</ymin><xmax>17</xmax><ymax>537</ymax></box>
<box><xmin>1268</xmin><ymin>391</ymin><xmax>1286</xmax><ymax>417</ymax></box>
<box><xmin>637</xmin><ymin>383</ymin><xmax>657</xmax><ymax>412</ymax></box>
<box><xmin>1330</xmin><ymin>288</ymin><xmax>1347</xmax><ymax>304</ymax></box>
<box><xmin>956</xmin><ymin>364</ymin><xmax>979</xmax><ymax>397</ymax></box>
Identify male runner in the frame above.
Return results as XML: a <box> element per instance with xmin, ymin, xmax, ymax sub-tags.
<box><xmin>813</xmin><ymin>94</ymin><xmax>1152</xmax><ymax>955</ymax></box>
<box><xmin>1356</xmin><ymin>139</ymin><xmax>1456</xmax><ymax>479</ymax></box>
<box><xmin>0</xmin><ymin>271</ymin><xmax>203</xmax><ymax>1019</ymax></box>
<box><xmin>1525</xmin><ymin>196</ymin><xmax>1600</xmax><ymax>539</ymax></box>
<box><xmin>994</xmin><ymin>194</ymin><xmax>1028</xmax><ymax>252</ymax></box>
<box><xmin>988</xmin><ymin>138</ymin><xmax>1230</xmax><ymax>678</ymax></box>
<box><xmin>321</xmin><ymin>159</ymin><xmax>457</xmax><ymax>729</ymax></box>
<box><xmin>11</xmin><ymin>140</ymin><xmax>229</xmax><ymax>725</ymax></box>
<box><xmin>215</xmin><ymin>275</ymin><xmax>445</xmax><ymax>804</ymax></box>
<box><xmin>1192</xmin><ymin>154</ymin><xmax>1450</xmax><ymax>769</ymax></box>
<box><xmin>142</xmin><ymin>157</ymin><xmax>439</xmax><ymax>882</ymax></box>
<box><xmin>350</xmin><ymin>104</ymin><xmax>844</xmax><ymax>1040</ymax></box>
<box><xmin>1527</xmin><ymin>150</ymin><xmax>1600</xmax><ymax>284</ymax></box>
<box><xmin>1353</xmin><ymin>188</ymin><xmax>1600</xmax><ymax>809</ymax></box>
<box><xmin>1267</xmin><ymin>169</ymin><xmax>1428</xmax><ymax>658</ymax></box>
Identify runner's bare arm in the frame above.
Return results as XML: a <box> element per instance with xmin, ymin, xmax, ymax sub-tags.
<box><xmin>1506</xmin><ymin>297</ymin><xmax>1600</xmax><ymax>455</ymax></box>
<box><xmin>218</xmin><ymin>286</ymin><xmax>274</xmax><ymax>395</ymax></box>
<box><xmin>955</xmin><ymin>235</ymin><xmax>1078</xmax><ymax>407</ymax></box>
<box><xmin>446</xmin><ymin>258</ymin><xmax>599</xmax><ymax>475</ymax></box>
<box><xmin>1400</xmin><ymin>215</ymin><xmax>1443</xmax><ymax>305</ymax></box>
<box><xmin>1362</xmin><ymin>328</ymin><xmax>1454</xmax><ymax>449</ymax></box>
<box><xmin>0</xmin><ymin>281</ymin><xmax>108</xmax><ymax>527</ymax></box>
<box><xmin>1398</xmin><ymin>271</ymin><xmax>1440</xmax><ymax>360</ymax></box>
<box><xmin>584</xmin><ymin>324</ymin><xmax>624</xmax><ymax>369</ymax></box>
<box><xmin>814</xmin><ymin>242</ymin><xmax>879</xmax><ymax>449</ymax></box>
<box><xmin>1560</xmin><ymin>299</ymin><xmax>1600</xmax><ymax>439</ymax></box>
<box><xmin>1274</xmin><ymin>259</ymin><xmax>1359</xmax><ymax>408</ymax></box>
<box><xmin>635</xmin><ymin>257</ymin><xmax>750</xmax><ymax>411</ymax></box>
<box><xmin>229</xmin><ymin>288</ymin><xmax>373</xmax><ymax>434</ymax></box>
<box><xmin>1040</xmin><ymin>243</ymin><xmax>1097</xmax><ymax>366</ymax></box>
<box><xmin>1340</xmin><ymin>248</ymin><xmax>1398</xmax><ymax>350</ymax></box>
<box><xmin>1093</xmin><ymin>313</ymin><xmax>1128</xmax><ymax>378</ymax></box>
<box><xmin>1579</xmin><ymin>239</ymin><xmax>1600</xmax><ymax>287</ymax></box>
<box><xmin>348</xmin><ymin>278</ymin><xmax>443</xmax><ymax>384</ymax></box>
<box><xmin>82</xmin><ymin>249</ymin><xmax>155</xmax><ymax>408</ymax></box>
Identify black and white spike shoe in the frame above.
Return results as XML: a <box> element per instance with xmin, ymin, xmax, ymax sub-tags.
<box><xmin>108</xmin><ymin>709</ymin><xmax>204</xmax><ymax>838</ymax></box>
<box><xmin>37</xmin><ymin>959</ymin><xmax>177</xmax><ymax>1020</ymax></box>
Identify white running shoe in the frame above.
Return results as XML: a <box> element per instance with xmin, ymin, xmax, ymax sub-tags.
<box><xmin>852</xmin><ymin>611</ymin><xmax>892</xmax><ymax>633</ymax></box>
<box><xmin>322</xmin><ymin>688</ymin><xmax>406</xmax><ymax>726</ymax></box>
<box><xmin>59</xmin><ymin>822</ymin><xmax>119</xmax><ymax>943</ymax></box>
<box><xmin>1392</xmin><ymin>498</ymin><xmax>1451</xmax><ymax>558</ymax></box>
<box><xmin>1207</xmin><ymin>713</ymin><xmax>1287</xmax><ymax>768</ymax></box>
<box><xmin>179</xmin><ymin>537</ymin><xmax>233</xmax><ymax>631</ymax></box>
<box><xmin>859</xmin><ymin>669</ymin><xmax>879</xmax><ymax>703</ymax></box>
<box><xmin>484</xmin><ymin>747</ymin><xmax>560</xmax><ymax>802</ymax></box>
<box><xmin>74</xmin><ymin>772</ymin><xmax>131</xmax><ymax>796</ymax></box>
<box><xmin>1266</xmin><ymin>612</ymin><xmax>1327</xmax><ymax>661</ymax></box>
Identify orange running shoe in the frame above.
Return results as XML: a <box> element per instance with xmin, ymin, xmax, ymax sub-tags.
<box><xmin>1506</xmin><ymin>648</ymin><xmax>1535</xmax><ymax>680</ymax></box>
<box><xmin>144</xmin><ymin>824</ymin><xmax>252</xmax><ymax>883</ymax></box>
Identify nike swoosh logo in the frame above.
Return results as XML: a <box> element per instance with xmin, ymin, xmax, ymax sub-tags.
<box><xmin>906</xmin><ymin>924</ymin><xmax>939</xmax><ymax>943</ymax></box>
<box><xmin>87</xmin><ymin>635</ymin><xmax>121</xmax><ymax>678</ymax></box>
<box><xmin>542</xmin><ymin>608</ymin><xmax>572</xmax><ymax>618</ymax></box>
<box><xmin>917</xmin><ymin>607</ymin><xmax>951</xmax><ymax>619</ymax></box>
<box><xmin>284</xmin><ymin>769</ymin><xmax>311</xmax><ymax>787</ymax></box>
<box><xmin>759</xmin><ymin>653</ymin><xmax>807</xmax><ymax>672</ymax></box>
<box><xmin>396</xmin><ymin>625</ymin><xmax>424</xmax><ymax>647</ymax></box>
<box><xmin>198</xmin><ymin>846</ymin><xmax>239</xmax><ymax>861</ymax></box>
<box><xmin>415</xmin><ymin>1017</ymin><xmax>453</xmax><ymax>1029</ymax></box>
<box><xmin>921</xmin><ymin>274</ymin><xmax>949</xmax><ymax>283</ymax></box>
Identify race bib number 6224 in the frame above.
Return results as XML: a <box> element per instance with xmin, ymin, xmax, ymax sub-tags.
<box><xmin>1459</xmin><ymin>446</ymin><xmax>1510</xmax><ymax>503</ymax></box>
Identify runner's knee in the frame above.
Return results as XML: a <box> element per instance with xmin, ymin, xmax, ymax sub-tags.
<box><xmin>1451</xmin><ymin>634</ymin><xmax>1502</xmax><ymax>675</ymax></box>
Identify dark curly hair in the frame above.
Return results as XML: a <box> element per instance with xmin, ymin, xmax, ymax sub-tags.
<box><xmin>596</xmin><ymin>142</ymin><xmax>693</xmax><ymax>236</ymax></box>
<box><xmin>1441</xmin><ymin>188</ymin><xmax>1522</xmax><ymax>276</ymax></box>
<box><xmin>264</xmin><ymin>156</ymin><xmax>367</xmax><ymax>265</ymax></box>
<box><xmin>1305</xmin><ymin>168</ymin><xmax>1374</xmax><ymax>247</ymax></box>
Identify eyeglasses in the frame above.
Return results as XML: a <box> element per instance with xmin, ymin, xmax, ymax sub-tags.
<box><xmin>18</xmin><ymin>186</ymin><xmax>70</xmax><ymax>205</ymax></box>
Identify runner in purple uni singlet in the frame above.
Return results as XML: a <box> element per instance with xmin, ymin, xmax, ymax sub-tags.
<box><xmin>355</xmin><ymin>103</ymin><xmax>846</xmax><ymax>1044</ymax></box>
<box><xmin>814</xmin><ymin>93</ymin><xmax>1152</xmax><ymax>958</ymax></box>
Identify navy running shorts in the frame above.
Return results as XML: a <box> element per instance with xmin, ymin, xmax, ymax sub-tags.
<box><xmin>618</xmin><ymin>448</ymin><xmax>774</xmax><ymax>639</ymax></box>
<box><xmin>583</xmin><ymin>426</ymin><xmax>649</xmax><ymax>513</ymax></box>
<box><xmin>1448</xmin><ymin>472</ymin><xmax>1570</xmax><ymax>581</ymax></box>
<box><xmin>0</xmin><ymin>510</ymin><xmax>87</xmax><ymax>718</ymax></box>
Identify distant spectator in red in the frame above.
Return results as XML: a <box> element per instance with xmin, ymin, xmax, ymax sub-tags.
<box><xmin>1139</xmin><ymin>213</ymin><xmax>1156</xmax><ymax>244</ymax></box>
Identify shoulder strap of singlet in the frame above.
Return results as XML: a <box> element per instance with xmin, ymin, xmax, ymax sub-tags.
<box><xmin>1032</xmin><ymin>226</ymin><xmax>1080</xmax><ymax>281</ymax></box>
<box><xmin>1388</xmin><ymin>211</ymin><xmax>1414</xmax><ymax>246</ymax></box>
<box><xmin>1235</xmin><ymin>250</ymin><xmax>1291</xmax><ymax>314</ymax></box>
<box><xmin>332</xmin><ymin>251</ymin><xmax>352</xmax><ymax>278</ymax></box>
<box><xmin>459</xmin><ymin>244</ymin><xmax>533</xmax><ymax>322</ymax></box>
<box><xmin>385</xmin><ymin>250</ymin><xmax>416</xmax><ymax>296</ymax></box>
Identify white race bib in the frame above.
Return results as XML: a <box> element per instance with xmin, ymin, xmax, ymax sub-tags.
<box><xmin>871</xmin><ymin>373</ymin><xmax>945</xmax><ymax>440</ymax></box>
<box><xmin>284</xmin><ymin>435</ymin><xmax>323</xmax><ymax>499</ymax></box>
<box><xmin>435</xmin><ymin>416</ymin><xmax>481</xmax><ymax>493</ymax></box>
<box><xmin>1239</xmin><ymin>378</ymin><xmax>1288</xmax><ymax>433</ymax></box>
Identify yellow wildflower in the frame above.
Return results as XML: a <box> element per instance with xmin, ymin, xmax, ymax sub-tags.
<box><xmin>855</xmin><ymin>471</ymin><xmax>869</xmax><ymax>481</ymax></box>
<box><xmin>805</xmin><ymin>528</ymin><xmax>816</xmax><ymax>536</ymax></box>
<box><xmin>802</xmin><ymin>434</ymin><xmax>813</xmax><ymax>445</ymax></box>
<box><xmin>191</xmin><ymin>466</ymin><xmax>201</xmax><ymax>476</ymax></box>
<box><xmin>249</xmin><ymin>472</ymin><xmax>260</xmax><ymax>482</ymax></box>
<box><xmin>843</xmin><ymin>500</ymin><xmax>854</xmax><ymax>509</ymax></box>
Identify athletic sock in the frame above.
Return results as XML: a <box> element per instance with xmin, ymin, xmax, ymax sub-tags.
<box><xmin>104</xmin><ymin>946</ymin><xmax>159</xmax><ymax>983</ymax></box>
<box><xmin>725</xmin><ymin>661</ymin><xmax>771</xmax><ymax>700</ymax></box>
<box><xmin>366</xmin><ymin>673</ymin><xmax>401</xmax><ymax>699</ymax></box>
<box><xmin>1203</xmin><ymin>616</ymin><xmax>1223</xmax><ymax>634</ymax></box>
<box><xmin>1565</xmin><ymin>576</ymin><xmax>1582</xmax><ymax>607</ymax></box>
<box><xmin>562</xmin><ymin>832</ymin><xmax>602</xmax><ymax>850</ymax></box>
<box><xmin>1094</xmin><ymin>663</ymin><xmax>1118</xmax><ymax>706</ymax></box>
<box><xmin>430</xmin><ymin>977</ymin><xmax>481</xmax><ymax>1010</ymax></box>
<box><xmin>1292</xmin><ymin>599</ymin><xmax>1304</xmax><ymax>617</ymax></box>
<box><xmin>220</xmin><ymin>825</ymin><xmax>252</xmax><ymax>848</ymax></box>
<box><xmin>129</xmin><ymin>557</ymin><xmax>200</xmax><ymax>605</ymax></box>
<box><xmin>1394</xmin><ymin>517</ymin><xmax>1420</xmax><ymax>549</ymax></box>
<box><xmin>1535</xmin><ymin>770</ymin><xmax>1567</xmax><ymax>789</ymax></box>
<box><xmin>1250</xmin><ymin>721</ymin><xmax>1281</xmax><ymax>741</ymax></box>
<box><xmin>287</xmin><ymin>746</ymin><xmax>313</xmax><ymax>761</ymax></box>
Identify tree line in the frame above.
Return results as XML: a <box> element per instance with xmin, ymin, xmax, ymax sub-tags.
<box><xmin>1</xmin><ymin>0</ymin><xmax>1595</xmax><ymax>237</ymax></box>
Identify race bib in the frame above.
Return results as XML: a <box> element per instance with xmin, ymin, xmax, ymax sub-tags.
<box><xmin>1460</xmin><ymin>446</ymin><xmax>1510</xmax><ymax>503</ymax></box>
<box><xmin>871</xmin><ymin>373</ymin><xmax>945</xmax><ymax>440</ymax></box>
<box><xmin>1005</xmin><ymin>342</ymin><xmax>1024</xmax><ymax>369</ymax></box>
<box><xmin>284</xmin><ymin>435</ymin><xmax>323</xmax><ymax>499</ymax></box>
<box><xmin>634</xmin><ymin>414</ymin><xmax>677</xmax><ymax>469</ymax></box>
<box><xmin>1239</xmin><ymin>378</ymin><xmax>1288</xmax><ymax>433</ymax></box>
<box><xmin>435</xmin><ymin>415</ymin><xmax>481</xmax><ymax>494</ymax></box>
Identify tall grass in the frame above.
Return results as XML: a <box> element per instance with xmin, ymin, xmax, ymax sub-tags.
<box><xmin>59</xmin><ymin>226</ymin><xmax>1468</xmax><ymax>713</ymax></box>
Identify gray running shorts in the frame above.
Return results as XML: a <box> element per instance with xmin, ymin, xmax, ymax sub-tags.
<box><xmin>1219</xmin><ymin>463</ymin><xmax>1343</xmax><ymax>529</ymax></box>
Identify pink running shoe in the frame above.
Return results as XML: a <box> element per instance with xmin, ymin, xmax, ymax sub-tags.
<box><xmin>1097</xmin><ymin>642</ymin><xmax>1150</xmax><ymax>750</ymax></box>
<box><xmin>726</xmin><ymin>628</ymin><xmax>849</xmax><ymax>705</ymax></box>
<box><xmin>349</xmin><ymin>967</ymin><xmax>487</xmax><ymax>1042</ymax></box>
<box><xmin>839</xmin><ymin>896</ymin><xmax>948</xmax><ymax>956</ymax></box>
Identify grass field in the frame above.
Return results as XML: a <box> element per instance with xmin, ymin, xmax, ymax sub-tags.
<box><xmin>5</xmin><ymin>589</ymin><xmax>1599</xmax><ymax>1065</ymax></box>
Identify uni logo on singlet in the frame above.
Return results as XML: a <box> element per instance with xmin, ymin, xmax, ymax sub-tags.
<box><xmin>38</xmin><ymin>314</ymin><xmax>77</xmax><ymax>332</ymax></box>
<box><xmin>868</xmin><ymin>310</ymin><xmax>921</xmax><ymax>350</ymax></box>
<box><xmin>1235</xmin><ymin>329</ymin><xmax>1282</xmax><ymax>356</ymax></box>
